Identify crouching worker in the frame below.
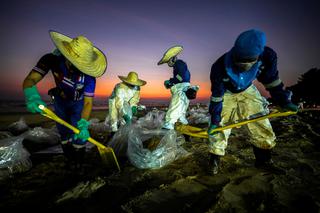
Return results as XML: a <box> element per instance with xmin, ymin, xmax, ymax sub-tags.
<box><xmin>208</xmin><ymin>29</ymin><xmax>298</xmax><ymax>175</ymax></box>
<box><xmin>22</xmin><ymin>31</ymin><xmax>107</xmax><ymax>171</ymax></box>
<box><xmin>158</xmin><ymin>45</ymin><xmax>195</xmax><ymax>130</ymax></box>
<box><xmin>108</xmin><ymin>72</ymin><xmax>146</xmax><ymax>137</ymax></box>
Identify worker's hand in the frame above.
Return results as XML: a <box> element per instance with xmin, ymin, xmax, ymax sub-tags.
<box><xmin>132</xmin><ymin>106</ymin><xmax>138</xmax><ymax>116</ymax></box>
<box><xmin>281</xmin><ymin>102</ymin><xmax>299</xmax><ymax>112</ymax></box>
<box><xmin>74</xmin><ymin>118</ymin><xmax>90</xmax><ymax>143</ymax></box>
<box><xmin>123</xmin><ymin>114</ymin><xmax>132</xmax><ymax>124</ymax></box>
<box><xmin>23</xmin><ymin>86</ymin><xmax>46</xmax><ymax>114</ymax></box>
<box><xmin>164</xmin><ymin>80</ymin><xmax>172</xmax><ymax>89</ymax></box>
<box><xmin>207</xmin><ymin>124</ymin><xmax>219</xmax><ymax>135</ymax></box>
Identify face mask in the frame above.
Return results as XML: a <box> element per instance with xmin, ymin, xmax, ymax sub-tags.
<box><xmin>235</xmin><ymin>60</ymin><xmax>257</xmax><ymax>71</ymax></box>
<box><xmin>167</xmin><ymin>56</ymin><xmax>177</xmax><ymax>67</ymax></box>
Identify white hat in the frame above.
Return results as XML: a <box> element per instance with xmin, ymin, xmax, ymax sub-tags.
<box><xmin>157</xmin><ymin>45</ymin><xmax>183</xmax><ymax>65</ymax></box>
<box><xmin>49</xmin><ymin>30</ymin><xmax>107</xmax><ymax>78</ymax></box>
<box><xmin>118</xmin><ymin>71</ymin><xmax>147</xmax><ymax>86</ymax></box>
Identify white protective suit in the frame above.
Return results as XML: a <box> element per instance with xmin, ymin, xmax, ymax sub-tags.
<box><xmin>209</xmin><ymin>85</ymin><xmax>276</xmax><ymax>156</ymax></box>
<box><xmin>109</xmin><ymin>83</ymin><xmax>140</xmax><ymax>132</ymax></box>
<box><xmin>163</xmin><ymin>82</ymin><xmax>191</xmax><ymax>130</ymax></box>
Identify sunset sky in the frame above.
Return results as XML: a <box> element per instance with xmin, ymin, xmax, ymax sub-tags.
<box><xmin>1</xmin><ymin>0</ymin><xmax>319</xmax><ymax>101</ymax></box>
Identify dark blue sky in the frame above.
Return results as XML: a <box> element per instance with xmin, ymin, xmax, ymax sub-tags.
<box><xmin>1</xmin><ymin>0</ymin><xmax>319</xmax><ymax>99</ymax></box>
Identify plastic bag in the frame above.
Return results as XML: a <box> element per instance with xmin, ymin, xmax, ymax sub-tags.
<box><xmin>107</xmin><ymin>124</ymin><xmax>131</xmax><ymax>157</ymax></box>
<box><xmin>22</xmin><ymin>127</ymin><xmax>61</xmax><ymax>152</ymax></box>
<box><xmin>0</xmin><ymin>136</ymin><xmax>32</xmax><ymax>181</ymax></box>
<box><xmin>187</xmin><ymin>107</ymin><xmax>210</xmax><ymax>125</ymax></box>
<box><xmin>136</xmin><ymin>109</ymin><xmax>166</xmax><ymax>129</ymax></box>
<box><xmin>127</xmin><ymin>128</ymin><xmax>189</xmax><ymax>169</ymax></box>
<box><xmin>8</xmin><ymin>117</ymin><xmax>29</xmax><ymax>136</ymax></box>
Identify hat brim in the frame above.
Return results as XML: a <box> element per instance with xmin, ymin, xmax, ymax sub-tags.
<box><xmin>118</xmin><ymin>76</ymin><xmax>147</xmax><ymax>86</ymax></box>
<box><xmin>49</xmin><ymin>30</ymin><xmax>107</xmax><ymax>78</ymax></box>
<box><xmin>158</xmin><ymin>45</ymin><xmax>183</xmax><ymax>65</ymax></box>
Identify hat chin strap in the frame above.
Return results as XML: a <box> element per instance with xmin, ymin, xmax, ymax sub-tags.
<box><xmin>167</xmin><ymin>56</ymin><xmax>177</xmax><ymax>67</ymax></box>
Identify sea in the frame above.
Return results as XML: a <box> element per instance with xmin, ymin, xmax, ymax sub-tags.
<box><xmin>0</xmin><ymin>97</ymin><xmax>209</xmax><ymax>113</ymax></box>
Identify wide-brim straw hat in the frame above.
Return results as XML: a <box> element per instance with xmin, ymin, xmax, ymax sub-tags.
<box><xmin>49</xmin><ymin>30</ymin><xmax>107</xmax><ymax>78</ymax></box>
<box><xmin>118</xmin><ymin>71</ymin><xmax>147</xmax><ymax>86</ymax></box>
<box><xmin>157</xmin><ymin>45</ymin><xmax>183</xmax><ymax>65</ymax></box>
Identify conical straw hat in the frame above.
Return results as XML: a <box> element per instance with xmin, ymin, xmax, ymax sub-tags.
<box><xmin>157</xmin><ymin>45</ymin><xmax>183</xmax><ymax>65</ymax></box>
<box><xmin>50</xmin><ymin>30</ymin><xmax>107</xmax><ymax>77</ymax></box>
<box><xmin>118</xmin><ymin>71</ymin><xmax>147</xmax><ymax>86</ymax></box>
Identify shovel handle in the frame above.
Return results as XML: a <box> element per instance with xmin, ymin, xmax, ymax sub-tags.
<box><xmin>209</xmin><ymin>111</ymin><xmax>297</xmax><ymax>135</ymax></box>
<box><xmin>40</xmin><ymin>105</ymin><xmax>109</xmax><ymax>149</ymax></box>
<box><xmin>39</xmin><ymin>105</ymin><xmax>121</xmax><ymax>171</ymax></box>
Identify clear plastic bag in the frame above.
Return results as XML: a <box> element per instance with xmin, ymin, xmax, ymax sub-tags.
<box><xmin>8</xmin><ymin>117</ymin><xmax>29</xmax><ymax>136</ymax></box>
<box><xmin>136</xmin><ymin>109</ymin><xmax>166</xmax><ymax>129</ymax></box>
<box><xmin>22</xmin><ymin>127</ymin><xmax>61</xmax><ymax>152</ymax></box>
<box><xmin>127</xmin><ymin>128</ymin><xmax>189</xmax><ymax>169</ymax></box>
<box><xmin>0</xmin><ymin>136</ymin><xmax>32</xmax><ymax>181</ymax></box>
<box><xmin>187</xmin><ymin>107</ymin><xmax>210</xmax><ymax>125</ymax></box>
<box><xmin>107</xmin><ymin>124</ymin><xmax>131</xmax><ymax>157</ymax></box>
<box><xmin>108</xmin><ymin>109</ymin><xmax>188</xmax><ymax>168</ymax></box>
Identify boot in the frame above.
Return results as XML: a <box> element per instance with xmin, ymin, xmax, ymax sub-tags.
<box><xmin>74</xmin><ymin>147</ymin><xmax>86</xmax><ymax>174</ymax></box>
<box><xmin>209</xmin><ymin>153</ymin><xmax>220</xmax><ymax>175</ymax></box>
<box><xmin>61</xmin><ymin>143</ymin><xmax>75</xmax><ymax>169</ymax></box>
<box><xmin>253</xmin><ymin>146</ymin><xmax>285</xmax><ymax>174</ymax></box>
<box><xmin>252</xmin><ymin>146</ymin><xmax>272</xmax><ymax>168</ymax></box>
<box><xmin>110</xmin><ymin>131</ymin><xmax>116</xmax><ymax>138</ymax></box>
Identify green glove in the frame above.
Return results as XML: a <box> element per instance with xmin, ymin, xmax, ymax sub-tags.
<box><xmin>207</xmin><ymin>124</ymin><xmax>219</xmax><ymax>135</ymax></box>
<box><xmin>164</xmin><ymin>80</ymin><xmax>171</xmax><ymax>89</ymax></box>
<box><xmin>123</xmin><ymin>114</ymin><xmax>131</xmax><ymax>124</ymax></box>
<box><xmin>23</xmin><ymin>86</ymin><xmax>46</xmax><ymax>114</ymax></box>
<box><xmin>132</xmin><ymin>106</ymin><xmax>137</xmax><ymax>115</ymax></box>
<box><xmin>281</xmin><ymin>103</ymin><xmax>299</xmax><ymax>112</ymax></box>
<box><xmin>74</xmin><ymin>118</ymin><xmax>90</xmax><ymax>142</ymax></box>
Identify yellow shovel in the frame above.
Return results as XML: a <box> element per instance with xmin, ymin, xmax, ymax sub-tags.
<box><xmin>175</xmin><ymin>110</ymin><xmax>297</xmax><ymax>139</ymax></box>
<box><xmin>38</xmin><ymin>105</ymin><xmax>121</xmax><ymax>172</ymax></box>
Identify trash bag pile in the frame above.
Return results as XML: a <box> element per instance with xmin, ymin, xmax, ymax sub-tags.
<box><xmin>187</xmin><ymin>106</ymin><xmax>210</xmax><ymax>125</ymax></box>
<box><xmin>0</xmin><ymin>136</ymin><xmax>32</xmax><ymax>181</ymax></box>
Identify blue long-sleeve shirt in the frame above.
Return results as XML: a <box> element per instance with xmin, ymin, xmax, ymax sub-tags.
<box><xmin>169</xmin><ymin>59</ymin><xmax>191</xmax><ymax>85</ymax></box>
<box><xmin>209</xmin><ymin>46</ymin><xmax>292</xmax><ymax>125</ymax></box>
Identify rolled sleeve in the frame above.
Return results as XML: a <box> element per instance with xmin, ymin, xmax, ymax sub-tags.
<box><xmin>84</xmin><ymin>75</ymin><xmax>96</xmax><ymax>97</ymax></box>
<box><xmin>33</xmin><ymin>53</ymin><xmax>55</xmax><ymax>76</ymax></box>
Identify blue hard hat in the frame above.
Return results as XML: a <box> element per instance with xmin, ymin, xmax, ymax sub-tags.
<box><xmin>233</xmin><ymin>29</ymin><xmax>266</xmax><ymax>59</ymax></box>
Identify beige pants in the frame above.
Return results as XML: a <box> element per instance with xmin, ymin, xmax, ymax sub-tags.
<box><xmin>209</xmin><ymin>85</ymin><xmax>276</xmax><ymax>156</ymax></box>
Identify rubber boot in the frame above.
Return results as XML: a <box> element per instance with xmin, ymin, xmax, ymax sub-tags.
<box><xmin>110</xmin><ymin>131</ymin><xmax>116</xmax><ymax>138</ymax></box>
<box><xmin>252</xmin><ymin>146</ymin><xmax>272</xmax><ymax>167</ymax></box>
<box><xmin>74</xmin><ymin>147</ymin><xmax>86</xmax><ymax>174</ymax></box>
<box><xmin>253</xmin><ymin>146</ymin><xmax>285</xmax><ymax>174</ymax></box>
<box><xmin>61</xmin><ymin>143</ymin><xmax>74</xmax><ymax>169</ymax></box>
<box><xmin>209</xmin><ymin>153</ymin><xmax>220</xmax><ymax>175</ymax></box>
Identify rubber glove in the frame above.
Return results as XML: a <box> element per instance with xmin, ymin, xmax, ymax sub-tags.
<box><xmin>23</xmin><ymin>86</ymin><xmax>46</xmax><ymax>114</ymax></box>
<box><xmin>74</xmin><ymin>118</ymin><xmax>90</xmax><ymax>143</ymax></box>
<box><xmin>281</xmin><ymin>102</ymin><xmax>299</xmax><ymax>112</ymax></box>
<box><xmin>164</xmin><ymin>80</ymin><xmax>172</xmax><ymax>89</ymax></box>
<box><xmin>207</xmin><ymin>124</ymin><xmax>219</xmax><ymax>135</ymax></box>
<box><xmin>132</xmin><ymin>106</ymin><xmax>137</xmax><ymax>116</ymax></box>
<box><xmin>123</xmin><ymin>114</ymin><xmax>131</xmax><ymax>124</ymax></box>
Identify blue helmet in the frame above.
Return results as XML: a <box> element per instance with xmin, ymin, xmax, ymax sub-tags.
<box><xmin>233</xmin><ymin>29</ymin><xmax>266</xmax><ymax>59</ymax></box>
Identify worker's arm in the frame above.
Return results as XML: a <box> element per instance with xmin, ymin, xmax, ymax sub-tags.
<box><xmin>81</xmin><ymin>96</ymin><xmax>93</xmax><ymax>120</ymax></box>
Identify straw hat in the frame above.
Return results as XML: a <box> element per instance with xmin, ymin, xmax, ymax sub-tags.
<box><xmin>49</xmin><ymin>30</ymin><xmax>107</xmax><ymax>78</ymax></box>
<box><xmin>157</xmin><ymin>45</ymin><xmax>183</xmax><ymax>65</ymax></box>
<box><xmin>118</xmin><ymin>72</ymin><xmax>147</xmax><ymax>86</ymax></box>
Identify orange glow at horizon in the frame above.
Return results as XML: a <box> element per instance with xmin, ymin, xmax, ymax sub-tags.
<box><xmin>94</xmin><ymin>78</ymin><xmax>212</xmax><ymax>99</ymax></box>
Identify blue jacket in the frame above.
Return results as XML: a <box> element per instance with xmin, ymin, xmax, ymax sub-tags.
<box><xmin>169</xmin><ymin>59</ymin><xmax>191</xmax><ymax>85</ymax></box>
<box><xmin>209</xmin><ymin>46</ymin><xmax>292</xmax><ymax>125</ymax></box>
